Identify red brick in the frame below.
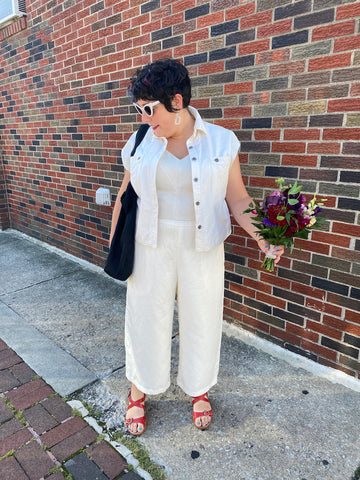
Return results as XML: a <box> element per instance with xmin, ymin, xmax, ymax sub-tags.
<box><xmin>328</xmin><ymin>98</ymin><xmax>360</xmax><ymax>113</ymax></box>
<box><xmin>50</xmin><ymin>426</ymin><xmax>98</xmax><ymax>462</ymax></box>
<box><xmin>281</xmin><ymin>155</ymin><xmax>318</xmax><ymax>167</ymax></box>
<box><xmin>198</xmin><ymin>60</ymin><xmax>224</xmax><ymax>75</ymax></box>
<box><xmin>334</xmin><ymin>35</ymin><xmax>360</xmax><ymax>52</ymax></box>
<box><xmin>226</xmin><ymin>2</ymin><xmax>255</xmax><ymax>21</ymax></box>
<box><xmin>41</xmin><ymin>396</ymin><xmax>73</xmax><ymax>423</ymax></box>
<box><xmin>311</xmin><ymin>231</ymin><xmax>350</xmax><ymax>248</ymax></box>
<box><xmin>0</xmin><ymin>456</ymin><xmax>29</xmax><ymax>480</ymax></box>
<box><xmin>323</xmin><ymin>128</ymin><xmax>360</xmax><ymax>140</ymax></box>
<box><xmin>257</xmin><ymin>292</ymin><xmax>286</xmax><ymax>309</ymax></box>
<box><xmin>0</xmin><ymin>350</ymin><xmax>22</xmax><ymax>370</ymax></box>
<box><xmin>87</xmin><ymin>440</ymin><xmax>127</xmax><ymax>479</ymax></box>
<box><xmin>254</xmin><ymin>129</ymin><xmax>281</xmax><ymax>141</ymax></box>
<box><xmin>308</xmin><ymin>53</ymin><xmax>352</xmax><ymax>72</ymax></box>
<box><xmin>332</xmin><ymin>223</ymin><xmax>360</xmax><ymax>238</ymax></box>
<box><xmin>270</xmin><ymin>60</ymin><xmax>305</xmax><ymax>77</ymax></box>
<box><xmin>301</xmin><ymin>340</ymin><xmax>337</xmax><ymax>362</ymax></box>
<box><xmin>0</xmin><ymin>370</ymin><xmax>20</xmax><ymax>393</ymax></box>
<box><xmin>41</xmin><ymin>416</ymin><xmax>88</xmax><ymax>448</ymax></box>
<box><xmin>241</xmin><ymin>10</ymin><xmax>272</xmax><ymax>29</ymax></box>
<box><xmin>272</xmin><ymin>142</ymin><xmax>306</xmax><ymax>153</ymax></box>
<box><xmin>336</xmin><ymin>2</ymin><xmax>360</xmax><ymax>20</ymax></box>
<box><xmin>351</xmin><ymin>83</ymin><xmax>360</xmax><ymax>96</ymax></box>
<box><xmin>305</xmin><ymin>299</ymin><xmax>341</xmax><ymax>318</ymax></box>
<box><xmin>292</xmin><ymin>283</ymin><xmax>326</xmax><ymax>301</ymax></box>
<box><xmin>23</xmin><ymin>404</ymin><xmax>59</xmax><ymax>434</ymax></box>
<box><xmin>306</xmin><ymin>320</ymin><xmax>343</xmax><ymax>341</ymax></box>
<box><xmin>0</xmin><ymin>417</ymin><xmax>24</xmax><ymax>442</ymax></box>
<box><xmin>244</xmin><ymin>315</ymin><xmax>270</xmax><ymax>334</ymax></box>
<box><xmin>273</xmin><ymin>116</ymin><xmax>307</xmax><ymax>128</ymax></box>
<box><xmin>307</xmin><ymin>142</ymin><xmax>340</xmax><ymax>154</ymax></box>
<box><xmin>10</xmin><ymin>363</ymin><xmax>36</xmax><ymax>385</ymax></box>
<box><xmin>15</xmin><ymin>440</ymin><xmax>55</xmax><ymax>480</ymax></box>
<box><xmin>214</xmin><ymin>119</ymin><xmax>242</xmax><ymax>129</ymax></box>
<box><xmin>7</xmin><ymin>379</ymin><xmax>54</xmax><ymax>411</ymax></box>
<box><xmin>244</xmin><ymin>278</ymin><xmax>272</xmax><ymax>295</ymax></box>
<box><xmin>224</xmin><ymin>82</ymin><xmax>253</xmax><ymax>95</ymax></box>
<box><xmin>312</xmin><ymin>20</ymin><xmax>355</xmax><ymax>41</ymax></box>
<box><xmin>258</xmin><ymin>19</ymin><xmax>292</xmax><ymax>39</ymax></box>
<box><xmin>198</xmin><ymin>11</ymin><xmax>224</xmax><ymax>28</ymax></box>
<box><xmin>270</xmin><ymin>326</ymin><xmax>302</xmax><ymax>347</ymax></box>
<box><xmin>287</xmin><ymin>323</ymin><xmax>319</xmax><ymax>344</ymax></box>
<box><xmin>284</xmin><ymin>128</ymin><xmax>320</xmax><ymax>140</ymax></box>
<box><xmin>229</xmin><ymin>282</ymin><xmax>256</xmax><ymax>299</ymax></box>
<box><xmin>332</xmin><ymin>247</ymin><xmax>360</xmax><ymax>264</ymax></box>
<box><xmin>162</xmin><ymin>12</ymin><xmax>184</xmax><ymax>28</ymax></box>
<box><xmin>238</xmin><ymin>39</ymin><xmax>270</xmax><ymax>56</ymax></box>
<box><xmin>0</xmin><ymin>428</ymin><xmax>33</xmax><ymax>458</ymax></box>
<box><xmin>345</xmin><ymin>310</ymin><xmax>360</xmax><ymax>325</ymax></box>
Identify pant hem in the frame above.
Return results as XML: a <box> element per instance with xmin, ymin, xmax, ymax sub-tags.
<box><xmin>126</xmin><ymin>375</ymin><xmax>170</xmax><ymax>396</ymax></box>
<box><xmin>176</xmin><ymin>378</ymin><xmax>218</xmax><ymax>398</ymax></box>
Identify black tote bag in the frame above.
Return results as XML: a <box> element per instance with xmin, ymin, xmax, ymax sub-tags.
<box><xmin>104</xmin><ymin>124</ymin><xmax>150</xmax><ymax>280</ymax></box>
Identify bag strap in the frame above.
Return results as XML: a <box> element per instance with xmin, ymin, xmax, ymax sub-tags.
<box><xmin>130</xmin><ymin>124</ymin><xmax>150</xmax><ymax>156</ymax></box>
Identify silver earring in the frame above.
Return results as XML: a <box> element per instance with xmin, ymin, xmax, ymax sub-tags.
<box><xmin>175</xmin><ymin>112</ymin><xmax>181</xmax><ymax>125</ymax></box>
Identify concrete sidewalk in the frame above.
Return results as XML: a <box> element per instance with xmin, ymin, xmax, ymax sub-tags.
<box><xmin>0</xmin><ymin>229</ymin><xmax>360</xmax><ymax>480</ymax></box>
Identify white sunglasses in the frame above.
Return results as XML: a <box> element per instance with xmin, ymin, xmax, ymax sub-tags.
<box><xmin>133</xmin><ymin>100</ymin><xmax>160</xmax><ymax>117</ymax></box>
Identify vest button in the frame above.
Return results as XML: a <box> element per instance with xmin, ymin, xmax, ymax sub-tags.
<box><xmin>214</xmin><ymin>158</ymin><xmax>219</xmax><ymax>162</ymax></box>
<box><xmin>192</xmin><ymin>157</ymin><xmax>196</xmax><ymax>161</ymax></box>
<box><xmin>195</xmin><ymin>201</ymin><xmax>200</xmax><ymax>206</ymax></box>
<box><xmin>197</xmin><ymin>225</ymin><xmax>202</xmax><ymax>229</ymax></box>
<box><xmin>193</xmin><ymin>177</ymin><xmax>198</xmax><ymax>182</ymax></box>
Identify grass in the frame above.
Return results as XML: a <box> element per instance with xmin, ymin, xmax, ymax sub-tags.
<box><xmin>113</xmin><ymin>431</ymin><xmax>167</xmax><ymax>480</ymax></box>
<box><xmin>352</xmin><ymin>465</ymin><xmax>360</xmax><ymax>480</ymax></box>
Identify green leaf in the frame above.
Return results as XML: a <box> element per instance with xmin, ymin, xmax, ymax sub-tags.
<box><xmin>288</xmin><ymin>198</ymin><xmax>299</xmax><ymax>205</ymax></box>
<box><xmin>277</xmin><ymin>215</ymin><xmax>285</xmax><ymax>221</ymax></box>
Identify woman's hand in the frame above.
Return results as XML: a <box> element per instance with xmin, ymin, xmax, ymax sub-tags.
<box><xmin>257</xmin><ymin>239</ymin><xmax>284</xmax><ymax>266</ymax></box>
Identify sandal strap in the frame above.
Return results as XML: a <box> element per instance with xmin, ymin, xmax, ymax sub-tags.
<box><xmin>127</xmin><ymin>392</ymin><xmax>146</xmax><ymax>411</ymax></box>
<box><xmin>193</xmin><ymin>409</ymin><xmax>213</xmax><ymax>421</ymax></box>
<box><xmin>192</xmin><ymin>392</ymin><xmax>209</xmax><ymax>406</ymax></box>
<box><xmin>125</xmin><ymin>415</ymin><xmax>146</xmax><ymax>427</ymax></box>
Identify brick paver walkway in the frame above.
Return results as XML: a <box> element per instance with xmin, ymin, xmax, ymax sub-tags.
<box><xmin>0</xmin><ymin>338</ymin><xmax>141</xmax><ymax>480</ymax></box>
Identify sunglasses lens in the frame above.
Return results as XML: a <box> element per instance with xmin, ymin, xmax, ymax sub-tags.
<box><xmin>143</xmin><ymin>105</ymin><xmax>152</xmax><ymax>116</ymax></box>
<box><xmin>134</xmin><ymin>104</ymin><xmax>142</xmax><ymax>115</ymax></box>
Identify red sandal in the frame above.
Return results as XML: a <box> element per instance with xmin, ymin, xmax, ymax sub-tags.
<box><xmin>192</xmin><ymin>392</ymin><xmax>213</xmax><ymax>430</ymax></box>
<box><xmin>125</xmin><ymin>391</ymin><xmax>146</xmax><ymax>436</ymax></box>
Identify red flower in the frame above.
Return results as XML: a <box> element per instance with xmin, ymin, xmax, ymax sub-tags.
<box><xmin>268</xmin><ymin>204</ymin><xmax>288</xmax><ymax>226</ymax></box>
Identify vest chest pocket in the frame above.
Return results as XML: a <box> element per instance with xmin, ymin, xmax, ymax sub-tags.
<box><xmin>210</xmin><ymin>156</ymin><xmax>231</xmax><ymax>187</ymax></box>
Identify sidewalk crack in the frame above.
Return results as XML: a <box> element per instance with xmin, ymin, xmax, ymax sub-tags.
<box><xmin>0</xmin><ymin>269</ymin><xmax>80</xmax><ymax>297</ymax></box>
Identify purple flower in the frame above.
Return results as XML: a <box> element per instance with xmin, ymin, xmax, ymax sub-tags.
<box><xmin>298</xmin><ymin>194</ymin><xmax>306</xmax><ymax>205</ymax></box>
<box><xmin>263</xmin><ymin>218</ymin><xmax>275</xmax><ymax>227</ymax></box>
<box><xmin>265</xmin><ymin>194</ymin><xmax>281</xmax><ymax>208</ymax></box>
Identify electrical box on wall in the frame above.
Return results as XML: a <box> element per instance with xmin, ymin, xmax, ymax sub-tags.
<box><xmin>95</xmin><ymin>187</ymin><xmax>111</xmax><ymax>206</ymax></box>
<box><xmin>0</xmin><ymin>0</ymin><xmax>27</xmax><ymax>27</ymax></box>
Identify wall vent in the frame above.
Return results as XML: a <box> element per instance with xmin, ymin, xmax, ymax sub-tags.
<box><xmin>0</xmin><ymin>0</ymin><xmax>27</xmax><ymax>28</ymax></box>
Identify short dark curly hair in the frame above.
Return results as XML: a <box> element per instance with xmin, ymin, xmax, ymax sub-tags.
<box><xmin>129</xmin><ymin>58</ymin><xmax>191</xmax><ymax>112</ymax></box>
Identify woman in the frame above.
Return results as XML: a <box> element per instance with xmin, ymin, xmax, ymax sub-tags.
<box><xmin>110</xmin><ymin>59</ymin><xmax>283</xmax><ymax>436</ymax></box>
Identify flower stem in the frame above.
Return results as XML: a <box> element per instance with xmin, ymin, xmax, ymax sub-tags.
<box><xmin>261</xmin><ymin>256</ymin><xmax>275</xmax><ymax>272</ymax></box>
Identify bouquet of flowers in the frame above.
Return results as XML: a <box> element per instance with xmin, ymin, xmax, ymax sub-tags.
<box><xmin>244</xmin><ymin>178</ymin><xmax>326</xmax><ymax>271</ymax></box>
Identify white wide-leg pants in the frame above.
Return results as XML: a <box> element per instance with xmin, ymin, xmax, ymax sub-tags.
<box><xmin>125</xmin><ymin>220</ymin><xmax>224</xmax><ymax>397</ymax></box>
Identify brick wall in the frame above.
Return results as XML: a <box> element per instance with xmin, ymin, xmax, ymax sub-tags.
<box><xmin>0</xmin><ymin>0</ymin><xmax>359</xmax><ymax>378</ymax></box>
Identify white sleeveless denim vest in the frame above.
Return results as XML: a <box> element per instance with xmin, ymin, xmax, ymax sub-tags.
<box><xmin>121</xmin><ymin>106</ymin><xmax>240</xmax><ymax>252</ymax></box>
